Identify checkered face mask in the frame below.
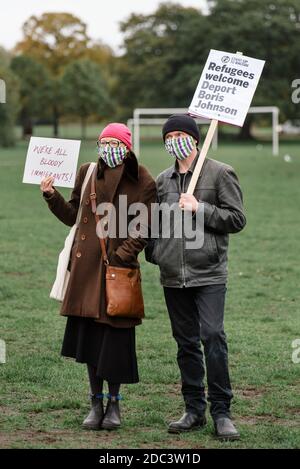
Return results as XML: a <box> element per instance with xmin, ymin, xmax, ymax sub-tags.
<box><xmin>164</xmin><ymin>135</ymin><xmax>195</xmax><ymax>160</ymax></box>
<box><xmin>98</xmin><ymin>145</ymin><xmax>127</xmax><ymax>168</ymax></box>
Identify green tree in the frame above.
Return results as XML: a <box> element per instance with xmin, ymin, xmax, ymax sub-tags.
<box><xmin>10</xmin><ymin>55</ymin><xmax>52</xmax><ymax>137</ymax></box>
<box><xmin>117</xmin><ymin>0</ymin><xmax>300</xmax><ymax>137</ymax></box>
<box><xmin>206</xmin><ymin>0</ymin><xmax>300</xmax><ymax>138</ymax></box>
<box><xmin>15</xmin><ymin>13</ymin><xmax>89</xmax><ymax>76</ymax></box>
<box><xmin>15</xmin><ymin>13</ymin><xmax>90</xmax><ymax>136</ymax></box>
<box><xmin>115</xmin><ymin>3</ymin><xmax>207</xmax><ymax>119</ymax></box>
<box><xmin>15</xmin><ymin>13</ymin><xmax>116</xmax><ymax>136</ymax></box>
<box><xmin>0</xmin><ymin>46</ymin><xmax>11</xmax><ymax>68</ymax></box>
<box><xmin>61</xmin><ymin>59</ymin><xmax>110</xmax><ymax>139</ymax></box>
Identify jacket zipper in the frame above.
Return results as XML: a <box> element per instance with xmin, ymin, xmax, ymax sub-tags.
<box><xmin>180</xmin><ymin>172</ymin><xmax>187</xmax><ymax>287</ymax></box>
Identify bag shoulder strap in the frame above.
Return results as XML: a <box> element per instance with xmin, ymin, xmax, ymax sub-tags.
<box><xmin>75</xmin><ymin>162</ymin><xmax>97</xmax><ymax>225</ymax></box>
<box><xmin>89</xmin><ymin>165</ymin><xmax>109</xmax><ymax>265</ymax></box>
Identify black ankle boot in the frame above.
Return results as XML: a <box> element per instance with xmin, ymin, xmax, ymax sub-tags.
<box><xmin>168</xmin><ymin>412</ymin><xmax>207</xmax><ymax>434</ymax></box>
<box><xmin>82</xmin><ymin>393</ymin><xmax>104</xmax><ymax>430</ymax></box>
<box><xmin>214</xmin><ymin>417</ymin><xmax>240</xmax><ymax>441</ymax></box>
<box><xmin>101</xmin><ymin>394</ymin><xmax>121</xmax><ymax>430</ymax></box>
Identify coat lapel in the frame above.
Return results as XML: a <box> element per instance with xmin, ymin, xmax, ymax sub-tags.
<box><xmin>96</xmin><ymin>159</ymin><xmax>125</xmax><ymax>204</ymax></box>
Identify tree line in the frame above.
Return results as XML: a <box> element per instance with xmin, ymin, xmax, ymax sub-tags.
<box><xmin>0</xmin><ymin>0</ymin><xmax>299</xmax><ymax>147</ymax></box>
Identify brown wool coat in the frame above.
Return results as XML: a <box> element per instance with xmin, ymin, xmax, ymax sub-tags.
<box><xmin>43</xmin><ymin>153</ymin><xmax>157</xmax><ymax>328</ymax></box>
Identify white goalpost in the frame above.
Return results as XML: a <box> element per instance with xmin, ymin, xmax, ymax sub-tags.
<box><xmin>130</xmin><ymin>106</ymin><xmax>279</xmax><ymax>157</ymax></box>
<box><xmin>247</xmin><ymin>106</ymin><xmax>279</xmax><ymax>156</ymax></box>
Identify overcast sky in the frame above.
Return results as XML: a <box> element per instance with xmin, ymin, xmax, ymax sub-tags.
<box><xmin>0</xmin><ymin>0</ymin><xmax>207</xmax><ymax>53</ymax></box>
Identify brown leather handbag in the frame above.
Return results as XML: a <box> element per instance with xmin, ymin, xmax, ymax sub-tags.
<box><xmin>89</xmin><ymin>166</ymin><xmax>144</xmax><ymax>319</ymax></box>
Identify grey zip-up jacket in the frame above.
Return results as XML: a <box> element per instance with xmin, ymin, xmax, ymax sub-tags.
<box><xmin>145</xmin><ymin>152</ymin><xmax>246</xmax><ymax>287</ymax></box>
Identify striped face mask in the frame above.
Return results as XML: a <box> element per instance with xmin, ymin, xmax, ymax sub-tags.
<box><xmin>165</xmin><ymin>135</ymin><xmax>195</xmax><ymax>160</ymax></box>
<box><xmin>98</xmin><ymin>145</ymin><xmax>127</xmax><ymax>168</ymax></box>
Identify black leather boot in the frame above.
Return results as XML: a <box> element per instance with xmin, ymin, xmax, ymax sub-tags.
<box><xmin>214</xmin><ymin>417</ymin><xmax>240</xmax><ymax>441</ymax></box>
<box><xmin>101</xmin><ymin>395</ymin><xmax>121</xmax><ymax>430</ymax></box>
<box><xmin>82</xmin><ymin>393</ymin><xmax>104</xmax><ymax>430</ymax></box>
<box><xmin>168</xmin><ymin>412</ymin><xmax>207</xmax><ymax>434</ymax></box>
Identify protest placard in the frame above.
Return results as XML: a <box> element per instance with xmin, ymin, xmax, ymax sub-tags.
<box><xmin>189</xmin><ymin>49</ymin><xmax>265</xmax><ymax>126</ymax></box>
<box><xmin>187</xmin><ymin>50</ymin><xmax>265</xmax><ymax>194</ymax></box>
<box><xmin>22</xmin><ymin>137</ymin><xmax>81</xmax><ymax>188</ymax></box>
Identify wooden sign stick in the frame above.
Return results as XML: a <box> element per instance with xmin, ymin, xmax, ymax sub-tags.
<box><xmin>186</xmin><ymin>51</ymin><xmax>243</xmax><ymax>195</ymax></box>
<box><xmin>186</xmin><ymin>118</ymin><xmax>218</xmax><ymax>194</ymax></box>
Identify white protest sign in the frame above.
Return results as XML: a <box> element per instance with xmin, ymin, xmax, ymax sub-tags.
<box><xmin>186</xmin><ymin>50</ymin><xmax>265</xmax><ymax>195</ymax></box>
<box><xmin>189</xmin><ymin>49</ymin><xmax>265</xmax><ymax>127</ymax></box>
<box><xmin>22</xmin><ymin>137</ymin><xmax>81</xmax><ymax>188</ymax></box>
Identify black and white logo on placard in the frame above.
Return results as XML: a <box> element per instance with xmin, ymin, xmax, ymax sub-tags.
<box><xmin>221</xmin><ymin>56</ymin><xmax>230</xmax><ymax>63</ymax></box>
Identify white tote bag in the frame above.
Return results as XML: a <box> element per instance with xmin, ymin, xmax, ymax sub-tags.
<box><xmin>50</xmin><ymin>162</ymin><xmax>96</xmax><ymax>302</ymax></box>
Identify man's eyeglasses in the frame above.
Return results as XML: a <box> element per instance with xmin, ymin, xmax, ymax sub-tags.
<box><xmin>97</xmin><ymin>139</ymin><xmax>125</xmax><ymax>149</ymax></box>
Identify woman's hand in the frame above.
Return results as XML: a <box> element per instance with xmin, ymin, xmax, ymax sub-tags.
<box><xmin>40</xmin><ymin>176</ymin><xmax>55</xmax><ymax>195</ymax></box>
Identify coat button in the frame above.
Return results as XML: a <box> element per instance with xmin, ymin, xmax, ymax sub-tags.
<box><xmin>76</xmin><ymin>251</ymin><xmax>82</xmax><ymax>258</ymax></box>
<box><xmin>83</xmin><ymin>217</ymin><xmax>88</xmax><ymax>223</ymax></box>
<box><xmin>81</xmin><ymin>234</ymin><xmax>86</xmax><ymax>240</ymax></box>
<box><xmin>85</xmin><ymin>198</ymin><xmax>90</xmax><ymax>205</ymax></box>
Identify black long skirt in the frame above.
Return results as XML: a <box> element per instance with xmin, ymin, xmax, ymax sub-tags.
<box><xmin>61</xmin><ymin>316</ymin><xmax>139</xmax><ymax>383</ymax></box>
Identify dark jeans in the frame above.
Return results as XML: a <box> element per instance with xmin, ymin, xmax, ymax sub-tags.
<box><xmin>163</xmin><ymin>284</ymin><xmax>233</xmax><ymax>420</ymax></box>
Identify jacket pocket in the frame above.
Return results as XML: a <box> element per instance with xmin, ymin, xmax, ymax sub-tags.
<box><xmin>156</xmin><ymin>237</ymin><xmax>181</xmax><ymax>279</ymax></box>
<box><xmin>185</xmin><ymin>232</ymin><xmax>219</xmax><ymax>274</ymax></box>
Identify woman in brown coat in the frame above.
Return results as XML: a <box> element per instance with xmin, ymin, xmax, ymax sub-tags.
<box><xmin>40</xmin><ymin>123</ymin><xmax>156</xmax><ymax>431</ymax></box>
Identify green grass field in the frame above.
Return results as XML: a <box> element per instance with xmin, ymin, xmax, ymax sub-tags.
<box><xmin>0</xmin><ymin>132</ymin><xmax>300</xmax><ymax>448</ymax></box>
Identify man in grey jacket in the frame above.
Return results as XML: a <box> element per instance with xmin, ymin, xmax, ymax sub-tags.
<box><xmin>146</xmin><ymin>114</ymin><xmax>246</xmax><ymax>440</ymax></box>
